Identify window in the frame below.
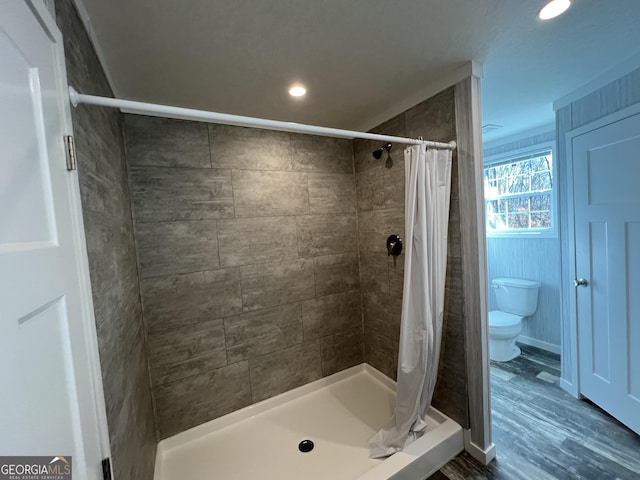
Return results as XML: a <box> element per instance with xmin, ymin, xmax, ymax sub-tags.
<box><xmin>484</xmin><ymin>146</ymin><xmax>556</xmax><ymax>236</ymax></box>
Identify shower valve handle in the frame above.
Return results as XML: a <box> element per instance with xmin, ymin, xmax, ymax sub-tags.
<box><xmin>386</xmin><ymin>235</ymin><xmax>402</xmax><ymax>257</ymax></box>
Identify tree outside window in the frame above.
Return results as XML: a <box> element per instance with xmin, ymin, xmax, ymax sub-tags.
<box><xmin>484</xmin><ymin>149</ymin><xmax>553</xmax><ymax>234</ymax></box>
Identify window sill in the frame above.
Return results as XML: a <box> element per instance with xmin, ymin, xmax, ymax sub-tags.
<box><xmin>486</xmin><ymin>229</ymin><xmax>558</xmax><ymax>239</ymax></box>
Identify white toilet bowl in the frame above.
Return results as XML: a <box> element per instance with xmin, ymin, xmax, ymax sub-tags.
<box><xmin>488</xmin><ymin>311</ymin><xmax>523</xmax><ymax>362</ymax></box>
<box><xmin>488</xmin><ymin>277</ymin><xmax>540</xmax><ymax>362</ymax></box>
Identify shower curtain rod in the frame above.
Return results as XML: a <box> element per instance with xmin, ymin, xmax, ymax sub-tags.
<box><xmin>68</xmin><ymin>87</ymin><xmax>456</xmax><ymax>150</ymax></box>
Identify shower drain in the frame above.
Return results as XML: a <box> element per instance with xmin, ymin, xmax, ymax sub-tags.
<box><xmin>298</xmin><ymin>439</ymin><xmax>314</xmax><ymax>453</ymax></box>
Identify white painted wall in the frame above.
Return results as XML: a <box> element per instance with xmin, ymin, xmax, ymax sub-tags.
<box><xmin>483</xmin><ymin>130</ymin><xmax>561</xmax><ymax>353</ymax></box>
<box><xmin>556</xmin><ymin>65</ymin><xmax>640</xmax><ymax>393</ymax></box>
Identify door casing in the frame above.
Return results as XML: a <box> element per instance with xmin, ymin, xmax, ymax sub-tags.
<box><xmin>563</xmin><ymin>101</ymin><xmax>640</xmax><ymax>399</ymax></box>
<box><xmin>0</xmin><ymin>0</ymin><xmax>111</xmax><ymax>468</ymax></box>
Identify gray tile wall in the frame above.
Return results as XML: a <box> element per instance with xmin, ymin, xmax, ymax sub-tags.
<box><xmin>58</xmin><ymin>0</ymin><xmax>478</xmax><ymax>456</ymax></box>
<box><xmin>124</xmin><ymin>117</ymin><xmax>363</xmax><ymax>438</ymax></box>
<box><xmin>353</xmin><ymin>87</ymin><xmax>470</xmax><ymax>428</ymax></box>
<box><xmin>55</xmin><ymin>1</ymin><xmax>157</xmax><ymax>479</ymax></box>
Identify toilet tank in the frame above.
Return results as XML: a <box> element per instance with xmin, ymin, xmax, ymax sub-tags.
<box><xmin>492</xmin><ymin>278</ymin><xmax>541</xmax><ymax>317</ymax></box>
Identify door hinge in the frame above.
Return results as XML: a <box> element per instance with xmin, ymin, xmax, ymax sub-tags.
<box><xmin>64</xmin><ymin>135</ymin><xmax>77</xmax><ymax>171</ymax></box>
<box><xmin>101</xmin><ymin>458</ymin><xmax>112</xmax><ymax>480</ymax></box>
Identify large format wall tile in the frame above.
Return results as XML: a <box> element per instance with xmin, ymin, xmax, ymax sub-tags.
<box><xmin>217</xmin><ymin>216</ymin><xmax>297</xmax><ymax>267</ymax></box>
<box><xmin>353</xmin><ymin>114</ymin><xmax>405</xmax><ymax>174</ymax></box>
<box><xmin>240</xmin><ymin>259</ymin><xmax>314</xmax><ymax>311</ymax></box>
<box><xmin>209</xmin><ymin>124</ymin><xmax>293</xmax><ymax>171</ymax></box>
<box><xmin>383</xmin><ymin>157</ymin><xmax>405</xmax><ymax>209</ymax></box>
<box><xmin>125</xmin><ymin>115</ymin><xmax>363</xmax><ymax>441</ymax></box>
<box><xmin>356</xmin><ymin>166</ymin><xmax>385</xmax><ymax>211</ymax></box>
<box><xmin>95</xmin><ymin>311</ymin><xmax>156</xmax><ymax>478</ymax></box>
<box><xmin>302</xmin><ymin>290</ymin><xmax>361</xmax><ymax>340</ymax></box>
<box><xmin>232</xmin><ymin>170</ymin><xmax>309</xmax><ymax>217</ymax></box>
<box><xmin>130</xmin><ymin>167</ymin><xmax>234</xmax><ymax>222</ymax></box>
<box><xmin>135</xmin><ymin>220</ymin><xmax>219</xmax><ymax>278</ymax></box>
<box><xmin>357</xmin><ymin>208</ymin><xmax>404</xmax><ymax>253</ymax></box>
<box><xmin>364</xmin><ymin>327</ymin><xmax>398</xmax><ymax>380</ymax></box>
<box><xmin>154</xmin><ymin>361</ymin><xmax>252</xmax><ymax>438</ymax></box>
<box><xmin>147</xmin><ymin>319</ymin><xmax>227</xmax><ymax>387</ymax></box>
<box><xmin>249</xmin><ymin>342</ymin><xmax>323</xmax><ymax>402</ymax></box>
<box><xmin>120</xmin><ymin>86</ymin><xmax>471</xmax><ymax>447</ymax></box>
<box><xmin>295</xmin><ymin>213</ymin><xmax>357</xmax><ymax>256</ymax></box>
<box><xmin>359</xmin><ymin>251</ymin><xmax>390</xmax><ymax>295</ymax></box>
<box><xmin>432</xmin><ymin>311</ymin><xmax>468</xmax><ymax>424</ymax></box>
<box><xmin>149</xmin><ymin>349</ymin><xmax>228</xmax><ymax>390</ymax></box>
<box><xmin>388</xmin><ymin>254</ymin><xmax>405</xmax><ymax>297</ymax></box>
<box><xmin>141</xmin><ymin>268</ymin><xmax>242</xmax><ymax>333</ymax></box>
<box><xmin>308</xmin><ymin>173</ymin><xmax>356</xmax><ymax>214</ymax></box>
<box><xmin>356</xmin><ymin>155</ymin><xmax>404</xmax><ymax>211</ymax></box>
<box><xmin>354</xmin><ymin>87</ymin><xmax>471</xmax><ymax>432</ymax></box>
<box><xmin>290</xmin><ymin>135</ymin><xmax>353</xmax><ymax>173</ymax></box>
<box><xmin>444</xmin><ymin>257</ymin><xmax>463</xmax><ymax>316</ymax></box>
<box><xmin>313</xmin><ymin>252</ymin><xmax>360</xmax><ymax>296</ymax></box>
<box><xmin>353</xmin><ymin>137</ymin><xmax>384</xmax><ymax>173</ymax></box>
<box><xmin>94</xmin><ymin>292</ymin><xmax>145</xmax><ymax>442</ymax></box>
<box><xmin>79</xmin><ymin>167</ymin><xmax>134</xmax><ymax>220</ymax></box>
<box><xmin>83</xmin><ymin>210</ymin><xmax>140</xmax><ymax>326</ymax></box>
<box><xmin>404</xmin><ymin>88</ymin><xmax>457</xmax><ymax>142</ymax></box>
<box><xmin>371</xmin><ymin>113</ymin><xmax>407</xmax><ymax>138</ymax></box>
<box><xmin>124</xmin><ymin>115</ymin><xmax>210</xmax><ymax>168</ymax></box>
<box><xmin>320</xmin><ymin>327</ymin><xmax>364</xmax><ymax>376</ymax></box>
<box><xmin>57</xmin><ymin>1</ymin><xmax>157</xmax><ymax>478</ymax></box>
<box><xmin>362</xmin><ymin>291</ymin><xmax>402</xmax><ymax>339</ymax></box>
<box><xmin>224</xmin><ymin>303</ymin><xmax>303</xmax><ymax>363</ymax></box>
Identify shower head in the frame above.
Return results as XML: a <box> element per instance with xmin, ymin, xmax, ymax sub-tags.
<box><xmin>372</xmin><ymin>142</ymin><xmax>392</xmax><ymax>159</ymax></box>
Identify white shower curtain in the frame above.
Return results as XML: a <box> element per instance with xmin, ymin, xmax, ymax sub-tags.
<box><xmin>368</xmin><ymin>144</ymin><xmax>453</xmax><ymax>458</ymax></box>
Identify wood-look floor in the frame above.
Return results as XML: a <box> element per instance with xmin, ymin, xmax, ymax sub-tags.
<box><xmin>429</xmin><ymin>345</ymin><xmax>640</xmax><ymax>480</ymax></box>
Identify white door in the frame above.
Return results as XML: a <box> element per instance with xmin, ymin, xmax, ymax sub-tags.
<box><xmin>0</xmin><ymin>0</ymin><xmax>109</xmax><ymax>477</ymax></box>
<box><xmin>573</xmin><ymin>111</ymin><xmax>640</xmax><ymax>435</ymax></box>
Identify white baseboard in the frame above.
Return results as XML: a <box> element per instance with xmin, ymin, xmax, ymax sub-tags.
<box><xmin>517</xmin><ymin>336</ymin><xmax>561</xmax><ymax>355</ymax></box>
<box><xmin>463</xmin><ymin>429</ymin><xmax>496</xmax><ymax>465</ymax></box>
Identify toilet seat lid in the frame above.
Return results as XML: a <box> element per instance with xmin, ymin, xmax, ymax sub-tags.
<box><xmin>489</xmin><ymin>311</ymin><xmax>522</xmax><ymax>327</ymax></box>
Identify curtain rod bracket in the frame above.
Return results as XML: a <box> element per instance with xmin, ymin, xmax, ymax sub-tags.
<box><xmin>69</xmin><ymin>86</ymin><xmax>80</xmax><ymax>107</ymax></box>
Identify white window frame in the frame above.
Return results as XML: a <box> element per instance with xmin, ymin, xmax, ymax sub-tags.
<box><xmin>483</xmin><ymin>141</ymin><xmax>558</xmax><ymax>238</ymax></box>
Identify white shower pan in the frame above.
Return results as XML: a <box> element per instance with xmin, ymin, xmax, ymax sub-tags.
<box><xmin>153</xmin><ymin>364</ymin><xmax>463</xmax><ymax>480</ymax></box>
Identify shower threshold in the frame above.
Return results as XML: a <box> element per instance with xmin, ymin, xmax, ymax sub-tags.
<box><xmin>153</xmin><ymin>364</ymin><xmax>463</xmax><ymax>480</ymax></box>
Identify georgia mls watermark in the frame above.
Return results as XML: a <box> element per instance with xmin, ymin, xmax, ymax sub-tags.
<box><xmin>0</xmin><ymin>456</ymin><xmax>72</xmax><ymax>480</ymax></box>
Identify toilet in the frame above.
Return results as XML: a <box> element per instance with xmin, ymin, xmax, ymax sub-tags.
<box><xmin>489</xmin><ymin>277</ymin><xmax>541</xmax><ymax>362</ymax></box>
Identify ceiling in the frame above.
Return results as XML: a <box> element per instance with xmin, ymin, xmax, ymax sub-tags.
<box><xmin>74</xmin><ymin>0</ymin><xmax>640</xmax><ymax>143</ymax></box>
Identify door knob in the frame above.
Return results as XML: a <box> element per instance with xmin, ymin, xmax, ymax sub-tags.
<box><xmin>573</xmin><ymin>278</ymin><xmax>589</xmax><ymax>287</ymax></box>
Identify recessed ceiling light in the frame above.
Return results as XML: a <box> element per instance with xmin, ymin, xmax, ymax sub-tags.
<box><xmin>288</xmin><ymin>84</ymin><xmax>306</xmax><ymax>97</ymax></box>
<box><xmin>538</xmin><ymin>0</ymin><xmax>571</xmax><ymax>20</ymax></box>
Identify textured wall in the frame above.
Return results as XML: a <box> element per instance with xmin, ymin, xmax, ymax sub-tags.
<box><xmin>483</xmin><ymin>130</ymin><xmax>555</xmax><ymax>158</ymax></box>
<box><xmin>55</xmin><ymin>1</ymin><xmax>157</xmax><ymax>478</ymax></box>
<box><xmin>124</xmin><ymin>116</ymin><xmax>363</xmax><ymax>438</ymax></box>
<box><xmin>556</xmin><ymin>66</ymin><xmax>640</xmax><ymax>389</ymax></box>
<box><xmin>353</xmin><ymin>87</ymin><xmax>469</xmax><ymax>428</ymax></box>
<box><xmin>484</xmin><ymin>130</ymin><xmax>562</xmax><ymax>352</ymax></box>
<box><xmin>486</xmin><ymin>238</ymin><xmax>561</xmax><ymax>351</ymax></box>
